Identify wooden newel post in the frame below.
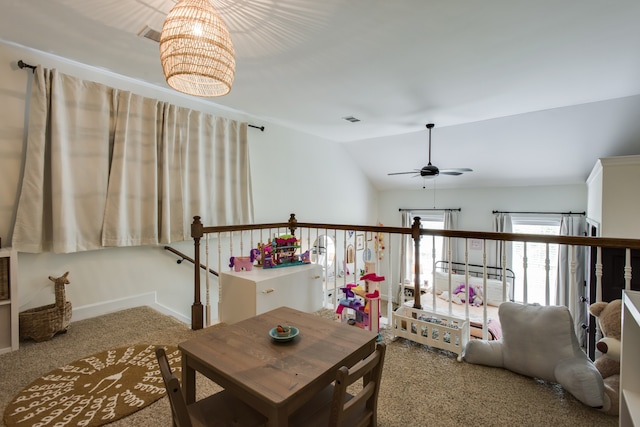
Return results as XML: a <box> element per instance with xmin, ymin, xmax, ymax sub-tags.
<box><xmin>412</xmin><ymin>216</ymin><xmax>422</xmax><ymax>310</ymax></box>
<box><xmin>191</xmin><ymin>216</ymin><xmax>204</xmax><ymax>330</ymax></box>
<box><xmin>288</xmin><ymin>213</ymin><xmax>298</xmax><ymax>236</ymax></box>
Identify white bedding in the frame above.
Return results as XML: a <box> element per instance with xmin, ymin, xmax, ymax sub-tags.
<box><xmin>433</xmin><ymin>271</ymin><xmax>510</xmax><ymax>307</ymax></box>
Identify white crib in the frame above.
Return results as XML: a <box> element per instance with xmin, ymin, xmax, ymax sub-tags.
<box><xmin>392</xmin><ymin>305</ymin><xmax>469</xmax><ymax>361</ymax></box>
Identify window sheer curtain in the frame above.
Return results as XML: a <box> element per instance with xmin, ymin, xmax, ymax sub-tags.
<box><xmin>398</xmin><ymin>209</ymin><xmax>450</xmax><ymax>287</ymax></box>
<box><xmin>400</xmin><ymin>212</ymin><xmax>412</xmax><ymax>286</ymax></box>
<box><xmin>442</xmin><ymin>209</ymin><xmax>457</xmax><ymax>264</ymax></box>
<box><xmin>12</xmin><ymin>67</ymin><xmax>253</xmax><ymax>254</ymax></box>
<box><xmin>490</xmin><ymin>212</ymin><xmax>512</xmax><ymax>268</ymax></box>
<box><xmin>557</xmin><ymin>214</ymin><xmax>586</xmax><ymax>345</ymax></box>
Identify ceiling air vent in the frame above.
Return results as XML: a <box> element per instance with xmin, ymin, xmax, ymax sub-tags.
<box><xmin>138</xmin><ymin>25</ymin><xmax>161</xmax><ymax>43</ymax></box>
<box><xmin>343</xmin><ymin>116</ymin><xmax>361</xmax><ymax>123</ymax></box>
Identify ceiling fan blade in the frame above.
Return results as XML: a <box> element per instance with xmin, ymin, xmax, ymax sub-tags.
<box><xmin>444</xmin><ymin>168</ymin><xmax>473</xmax><ymax>172</ymax></box>
<box><xmin>439</xmin><ymin>168</ymin><xmax>473</xmax><ymax>176</ymax></box>
<box><xmin>388</xmin><ymin>170</ymin><xmax>419</xmax><ymax>176</ymax></box>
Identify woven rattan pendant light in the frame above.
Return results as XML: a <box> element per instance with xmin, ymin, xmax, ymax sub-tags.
<box><xmin>160</xmin><ymin>0</ymin><xmax>235</xmax><ymax>97</ymax></box>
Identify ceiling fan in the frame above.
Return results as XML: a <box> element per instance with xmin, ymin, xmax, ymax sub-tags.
<box><xmin>388</xmin><ymin>123</ymin><xmax>473</xmax><ymax>178</ymax></box>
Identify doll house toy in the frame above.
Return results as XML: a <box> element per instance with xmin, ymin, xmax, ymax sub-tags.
<box><xmin>336</xmin><ymin>273</ymin><xmax>384</xmax><ymax>339</ymax></box>
<box><xmin>261</xmin><ymin>234</ymin><xmax>311</xmax><ymax>269</ymax></box>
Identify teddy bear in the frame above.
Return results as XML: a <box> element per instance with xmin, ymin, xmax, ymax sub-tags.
<box><xmin>589</xmin><ymin>299</ymin><xmax>622</xmax><ymax>416</ymax></box>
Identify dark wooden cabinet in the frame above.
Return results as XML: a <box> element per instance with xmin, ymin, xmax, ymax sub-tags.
<box><xmin>598</xmin><ymin>248</ymin><xmax>640</xmax><ymax>300</ymax></box>
<box><xmin>586</xmin><ymin>247</ymin><xmax>640</xmax><ymax>359</ymax></box>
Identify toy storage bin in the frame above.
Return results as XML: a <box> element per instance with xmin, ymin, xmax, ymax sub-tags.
<box><xmin>392</xmin><ymin>305</ymin><xmax>469</xmax><ymax>361</ymax></box>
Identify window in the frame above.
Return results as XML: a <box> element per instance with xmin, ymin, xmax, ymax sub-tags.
<box><xmin>511</xmin><ymin>216</ymin><xmax>561</xmax><ymax>304</ymax></box>
<box><xmin>405</xmin><ymin>213</ymin><xmax>444</xmax><ymax>287</ymax></box>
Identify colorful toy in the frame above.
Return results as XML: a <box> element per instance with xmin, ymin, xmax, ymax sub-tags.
<box><xmin>440</xmin><ymin>283</ymin><xmax>484</xmax><ymax>306</ymax></box>
<box><xmin>229</xmin><ymin>249</ymin><xmax>259</xmax><ymax>272</ymax></box>
<box><xmin>300</xmin><ymin>250</ymin><xmax>311</xmax><ymax>263</ymax></box>
<box><xmin>471</xmin><ymin>285</ymin><xmax>483</xmax><ymax>306</ymax></box>
<box><xmin>250</xmin><ymin>248</ymin><xmax>262</xmax><ymax>265</ymax></box>
<box><xmin>336</xmin><ymin>273</ymin><xmax>384</xmax><ymax>340</ymax></box>
<box><xmin>336</xmin><ymin>284</ymin><xmax>366</xmax><ymax>324</ymax></box>
<box><xmin>262</xmin><ymin>244</ymin><xmax>275</xmax><ymax>268</ymax></box>
<box><xmin>374</xmin><ymin>224</ymin><xmax>386</xmax><ymax>261</ymax></box>
<box><xmin>261</xmin><ymin>234</ymin><xmax>309</xmax><ymax>269</ymax></box>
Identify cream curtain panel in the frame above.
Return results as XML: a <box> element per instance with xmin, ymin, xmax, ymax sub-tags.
<box><xmin>489</xmin><ymin>212</ymin><xmax>512</xmax><ymax>269</ymax></box>
<box><xmin>441</xmin><ymin>209</ymin><xmax>458</xmax><ymax>264</ymax></box>
<box><xmin>13</xmin><ymin>67</ymin><xmax>253</xmax><ymax>253</ymax></box>
<box><xmin>557</xmin><ymin>214</ymin><xmax>586</xmax><ymax>346</ymax></box>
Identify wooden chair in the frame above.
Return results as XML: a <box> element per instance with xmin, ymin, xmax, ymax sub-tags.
<box><xmin>155</xmin><ymin>347</ymin><xmax>267</xmax><ymax>427</ymax></box>
<box><xmin>289</xmin><ymin>342</ymin><xmax>387</xmax><ymax>427</ymax></box>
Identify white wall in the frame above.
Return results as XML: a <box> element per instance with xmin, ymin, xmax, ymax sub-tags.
<box><xmin>249</xmin><ymin>122</ymin><xmax>378</xmax><ymax>225</ymax></box>
<box><xmin>0</xmin><ymin>41</ymin><xmax>377</xmax><ymax>324</ymax></box>
<box><xmin>376</xmin><ymin>184</ymin><xmax>588</xmax><ymax>296</ymax></box>
<box><xmin>600</xmin><ymin>155</ymin><xmax>640</xmax><ymax>238</ymax></box>
<box><xmin>378</xmin><ymin>184</ymin><xmax>587</xmax><ymax>229</ymax></box>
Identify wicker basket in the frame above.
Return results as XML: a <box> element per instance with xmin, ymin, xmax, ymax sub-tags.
<box><xmin>19</xmin><ymin>272</ymin><xmax>72</xmax><ymax>342</ymax></box>
<box><xmin>19</xmin><ymin>301</ymin><xmax>73</xmax><ymax>342</ymax></box>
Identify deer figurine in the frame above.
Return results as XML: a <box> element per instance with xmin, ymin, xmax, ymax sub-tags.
<box><xmin>19</xmin><ymin>272</ymin><xmax>73</xmax><ymax>342</ymax></box>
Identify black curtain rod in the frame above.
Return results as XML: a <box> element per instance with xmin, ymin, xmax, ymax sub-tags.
<box><xmin>492</xmin><ymin>210</ymin><xmax>585</xmax><ymax>215</ymax></box>
<box><xmin>17</xmin><ymin>59</ymin><xmax>266</xmax><ymax>131</ymax></box>
<box><xmin>17</xmin><ymin>60</ymin><xmax>36</xmax><ymax>73</ymax></box>
<box><xmin>399</xmin><ymin>208</ymin><xmax>461</xmax><ymax>212</ymax></box>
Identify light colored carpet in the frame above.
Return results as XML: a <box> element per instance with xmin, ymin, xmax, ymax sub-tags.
<box><xmin>0</xmin><ymin>306</ymin><xmax>617</xmax><ymax>426</ymax></box>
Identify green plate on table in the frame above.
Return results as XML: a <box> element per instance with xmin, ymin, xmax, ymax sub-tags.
<box><xmin>269</xmin><ymin>326</ymin><xmax>299</xmax><ymax>342</ymax></box>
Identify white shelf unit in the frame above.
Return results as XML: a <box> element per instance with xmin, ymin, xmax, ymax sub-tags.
<box><xmin>621</xmin><ymin>290</ymin><xmax>640</xmax><ymax>426</ymax></box>
<box><xmin>219</xmin><ymin>263</ymin><xmax>323</xmax><ymax>324</ymax></box>
<box><xmin>0</xmin><ymin>248</ymin><xmax>18</xmax><ymax>354</ymax></box>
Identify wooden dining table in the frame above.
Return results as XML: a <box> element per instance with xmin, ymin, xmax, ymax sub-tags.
<box><xmin>178</xmin><ymin>306</ymin><xmax>378</xmax><ymax>427</ymax></box>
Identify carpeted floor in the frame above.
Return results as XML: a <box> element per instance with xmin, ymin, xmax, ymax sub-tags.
<box><xmin>0</xmin><ymin>306</ymin><xmax>617</xmax><ymax>427</ymax></box>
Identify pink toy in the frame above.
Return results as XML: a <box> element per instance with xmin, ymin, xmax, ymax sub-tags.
<box><xmin>229</xmin><ymin>249</ymin><xmax>259</xmax><ymax>272</ymax></box>
<box><xmin>360</xmin><ymin>273</ymin><xmax>385</xmax><ymax>282</ymax></box>
<box><xmin>337</xmin><ymin>276</ymin><xmax>382</xmax><ymax>339</ymax></box>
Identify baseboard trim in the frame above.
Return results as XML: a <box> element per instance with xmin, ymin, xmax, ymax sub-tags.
<box><xmin>72</xmin><ymin>292</ymin><xmax>190</xmax><ymax>325</ymax></box>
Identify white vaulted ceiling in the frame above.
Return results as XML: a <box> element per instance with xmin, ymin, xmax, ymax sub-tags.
<box><xmin>2</xmin><ymin>0</ymin><xmax>640</xmax><ymax>189</ymax></box>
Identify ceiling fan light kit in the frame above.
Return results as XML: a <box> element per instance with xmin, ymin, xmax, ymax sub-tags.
<box><xmin>388</xmin><ymin>123</ymin><xmax>473</xmax><ymax>179</ymax></box>
<box><xmin>160</xmin><ymin>0</ymin><xmax>235</xmax><ymax>97</ymax></box>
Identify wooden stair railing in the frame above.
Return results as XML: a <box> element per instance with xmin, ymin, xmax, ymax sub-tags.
<box><xmin>188</xmin><ymin>214</ymin><xmax>640</xmax><ymax>331</ymax></box>
<box><xmin>165</xmin><ymin>244</ymin><xmax>220</xmax><ymax>331</ymax></box>
<box><xmin>164</xmin><ymin>245</ymin><xmax>218</xmax><ymax>277</ymax></box>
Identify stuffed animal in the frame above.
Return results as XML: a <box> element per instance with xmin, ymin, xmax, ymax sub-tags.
<box><xmin>589</xmin><ymin>299</ymin><xmax>622</xmax><ymax>416</ymax></box>
<box><xmin>453</xmin><ymin>283</ymin><xmax>474</xmax><ymax>303</ymax></box>
<box><xmin>464</xmin><ymin>302</ymin><xmax>605</xmax><ymax>410</ymax></box>
<box><xmin>471</xmin><ymin>284</ymin><xmax>484</xmax><ymax>307</ymax></box>
<box><xmin>441</xmin><ymin>283</ymin><xmax>475</xmax><ymax>305</ymax></box>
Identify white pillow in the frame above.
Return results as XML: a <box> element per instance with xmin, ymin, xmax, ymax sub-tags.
<box><xmin>433</xmin><ymin>271</ymin><xmax>509</xmax><ymax>306</ymax></box>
